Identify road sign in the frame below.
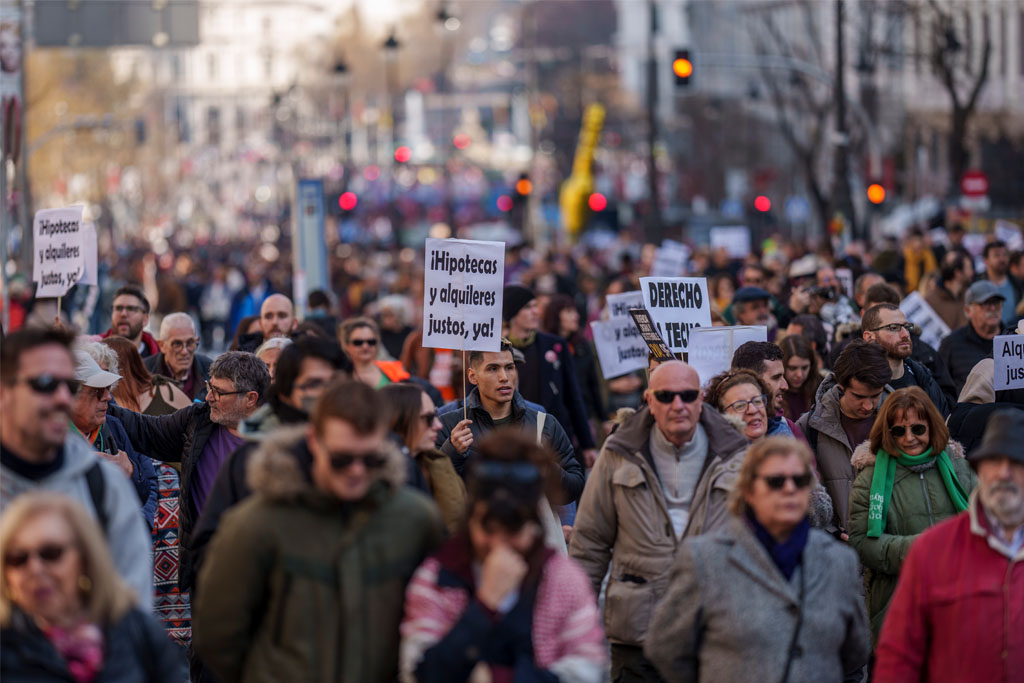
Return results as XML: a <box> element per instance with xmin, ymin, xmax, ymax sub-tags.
<box><xmin>960</xmin><ymin>170</ymin><xmax>989</xmax><ymax>198</ymax></box>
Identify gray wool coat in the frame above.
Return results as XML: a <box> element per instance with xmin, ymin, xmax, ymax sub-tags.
<box><xmin>644</xmin><ymin>517</ymin><xmax>870</xmax><ymax>683</ymax></box>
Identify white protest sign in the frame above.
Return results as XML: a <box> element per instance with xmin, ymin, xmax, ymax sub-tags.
<box><xmin>32</xmin><ymin>206</ymin><xmax>85</xmax><ymax>298</ymax></box>
<box><xmin>994</xmin><ymin>220</ymin><xmax>1023</xmax><ymax>251</ymax></box>
<box><xmin>650</xmin><ymin>239</ymin><xmax>690</xmax><ymax>276</ymax></box>
<box><xmin>78</xmin><ymin>222</ymin><xmax>99</xmax><ymax>286</ymax></box>
<box><xmin>836</xmin><ymin>267</ymin><xmax>854</xmax><ymax>300</ymax></box>
<box><xmin>993</xmin><ymin>334</ymin><xmax>1024</xmax><ymax>391</ymax></box>
<box><xmin>639</xmin><ymin>276</ymin><xmax>712</xmax><ymax>354</ymax></box>
<box><xmin>688</xmin><ymin>325</ymin><xmax>768</xmax><ymax>386</ymax></box>
<box><xmin>710</xmin><ymin>225</ymin><xmax>752</xmax><ymax>259</ymax></box>
<box><xmin>899</xmin><ymin>291</ymin><xmax>951</xmax><ymax>350</ymax></box>
<box><xmin>422</xmin><ymin>238</ymin><xmax>505</xmax><ymax>352</ymax></box>
<box><xmin>590</xmin><ymin>319</ymin><xmax>648</xmax><ymax>379</ymax></box>
<box><xmin>606</xmin><ymin>290</ymin><xmax>644</xmax><ymax>321</ymax></box>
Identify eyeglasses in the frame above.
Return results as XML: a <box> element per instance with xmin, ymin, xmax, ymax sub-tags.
<box><xmin>652</xmin><ymin>389</ymin><xmax>701</xmax><ymax>405</ymax></box>
<box><xmin>325</xmin><ymin>449</ymin><xmax>388</xmax><ymax>471</ymax></box>
<box><xmin>724</xmin><ymin>394</ymin><xmax>768</xmax><ymax>414</ymax></box>
<box><xmin>168</xmin><ymin>338</ymin><xmax>199</xmax><ymax>353</ymax></box>
<box><xmin>349</xmin><ymin>338</ymin><xmax>378</xmax><ymax>347</ymax></box>
<box><xmin>759</xmin><ymin>473</ymin><xmax>813</xmax><ymax>490</ymax></box>
<box><xmin>205</xmin><ymin>381</ymin><xmax>248</xmax><ymax>400</ymax></box>
<box><xmin>419</xmin><ymin>411</ymin><xmax>437</xmax><ymax>426</ymax></box>
<box><xmin>4</xmin><ymin>542</ymin><xmax>71</xmax><ymax>568</ymax></box>
<box><xmin>112</xmin><ymin>304</ymin><xmax>145</xmax><ymax>315</ymax></box>
<box><xmin>973</xmin><ymin>300</ymin><xmax>1003</xmax><ymax>311</ymax></box>
<box><xmin>890</xmin><ymin>423</ymin><xmax>927</xmax><ymax>438</ymax></box>
<box><xmin>81</xmin><ymin>385</ymin><xmax>112</xmax><ymax>400</ymax></box>
<box><xmin>19</xmin><ymin>375</ymin><xmax>82</xmax><ymax>396</ymax></box>
<box><xmin>869</xmin><ymin>323</ymin><xmax>914</xmax><ymax>334</ymax></box>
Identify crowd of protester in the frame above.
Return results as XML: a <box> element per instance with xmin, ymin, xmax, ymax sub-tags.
<box><xmin>1</xmin><ymin>224</ymin><xmax>1022</xmax><ymax>682</ymax></box>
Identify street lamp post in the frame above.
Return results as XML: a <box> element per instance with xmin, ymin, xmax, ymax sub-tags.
<box><xmin>382</xmin><ymin>30</ymin><xmax>402</xmax><ymax>241</ymax></box>
<box><xmin>436</xmin><ymin>4</ymin><xmax>459</xmax><ymax>231</ymax></box>
<box><xmin>332</xmin><ymin>58</ymin><xmax>352</xmax><ymax>188</ymax></box>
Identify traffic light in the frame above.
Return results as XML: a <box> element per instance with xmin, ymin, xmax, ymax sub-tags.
<box><xmin>866</xmin><ymin>183</ymin><xmax>886</xmax><ymax>205</ymax></box>
<box><xmin>509</xmin><ymin>172</ymin><xmax>530</xmax><ymax>229</ymax></box>
<box><xmin>338</xmin><ymin>191</ymin><xmax>358</xmax><ymax>212</ymax></box>
<box><xmin>754</xmin><ymin>195</ymin><xmax>771</xmax><ymax>213</ymax></box>
<box><xmin>394</xmin><ymin>146</ymin><xmax>412</xmax><ymax>164</ymax></box>
<box><xmin>673</xmin><ymin>49</ymin><xmax>693</xmax><ymax>88</ymax></box>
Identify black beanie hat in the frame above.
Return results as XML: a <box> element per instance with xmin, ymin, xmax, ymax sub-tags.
<box><xmin>503</xmin><ymin>284</ymin><xmax>536</xmax><ymax>323</ymax></box>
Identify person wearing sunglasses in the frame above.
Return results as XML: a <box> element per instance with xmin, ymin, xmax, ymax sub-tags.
<box><xmin>143</xmin><ymin>313</ymin><xmax>213</xmax><ymax>402</ymax></box>
<box><xmin>382</xmin><ymin>382</ymin><xmax>465</xmax><ymax>534</ymax></box>
<box><xmin>847</xmin><ymin>387</ymin><xmax>975</xmax><ymax>643</ymax></box>
<box><xmin>569</xmin><ymin>360</ymin><xmax>749</xmax><ymax>681</ymax></box>
<box><xmin>862</xmin><ymin>303</ymin><xmax>950</xmax><ymax>418</ymax></box>
<box><xmin>194</xmin><ymin>380</ymin><xmax>442</xmax><ymax>683</ymax></box>
<box><xmin>0</xmin><ymin>492</ymin><xmax>186</xmax><ymax>681</ymax></box>
<box><xmin>71</xmin><ymin>346</ymin><xmax>158</xmax><ymax>530</ymax></box>
<box><xmin>341</xmin><ymin>317</ymin><xmax>411</xmax><ymax>389</ymax></box>
<box><xmin>100</xmin><ymin>285</ymin><xmax>159</xmax><ymax>359</ymax></box>
<box><xmin>1</xmin><ymin>328</ymin><xmax>154</xmax><ymax>605</ymax></box>
<box><xmin>400</xmin><ymin>432</ymin><xmax>606</xmax><ymax>683</ymax></box>
<box><xmin>646</xmin><ymin>437</ymin><xmax>870</xmax><ymax>683</ymax></box>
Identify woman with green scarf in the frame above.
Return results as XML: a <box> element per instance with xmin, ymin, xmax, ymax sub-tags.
<box><xmin>848</xmin><ymin>387</ymin><xmax>976</xmax><ymax>642</ymax></box>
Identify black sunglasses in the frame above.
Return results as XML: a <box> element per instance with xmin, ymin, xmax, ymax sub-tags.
<box><xmin>420</xmin><ymin>411</ymin><xmax>437</xmax><ymax>425</ymax></box>
<box><xmin>652</xmin><ymin>389</ymin><xmax>701</xmax><ymax>405</ymax></box>
<box><xmin>890</xmin><ymin>423</ymin><xmax>927</xmax><ymax>438</ymax></box>
<box><xmin>20</xmin><ymin>375</ymin><xmax>82</xmax><ymax>396</ymax></box>
<box><xmin>350</xmin><ymin>339</ymin><xmax>378</xmax><ymax>347</ymax></box>
<box><xmin>327</xmin><ymin>450</ymin><xmax>388</xmax><ymax>472</ymax></box>
<box><xmin>4</xmin><ymin>543</ymin><xmax>70</xmax><ymax>568</ymax></box>
<box><xmin>759</xmin><ymin>473</ymin><xmax>813</xmax><ymax>490</ymax></box>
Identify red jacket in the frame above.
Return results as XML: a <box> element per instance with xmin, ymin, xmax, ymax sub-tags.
<box><xmin>101</xmin><ymin>328</ymin><xmax>160</xmax><ymax>358</ymax></box>
<box><xmin>874</xmin><ymin>494</ymin><xmax>1024</xmax><ymax>683</ymax></box>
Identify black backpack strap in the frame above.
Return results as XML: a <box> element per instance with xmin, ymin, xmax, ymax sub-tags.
<box><xmin>85</xmin><ymin>462</ymin><xmax>109</xmax><ymax>533</ymax></box>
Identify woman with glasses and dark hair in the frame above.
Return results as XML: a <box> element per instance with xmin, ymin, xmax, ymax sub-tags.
<box><xmin>399</xmin><ymin>432</ymin><xmax>605</xmax><ymax>683</ymax></box>
<box><xmin>383</xmin><ymin>383</ymin><xmax>466</xmax><ymax>534</ymax></box>
<box><xmin>341</xmin><ymin>317</ymin><xmax>410</xmax><ymax>389</ymax></box>
<box><xmin>645</xmin><ymin>437</ymin><xmax>870</xmax><ymax>683</ymax></box>
<box><xmin>0</xmin><ymin>492</ymin><xmax>186</xmax><ymax>681</ymax></box>
<box><xmin>848</xmin><ymin>386</ymin><xmax>975</xmax><ymax>643</ymax></box>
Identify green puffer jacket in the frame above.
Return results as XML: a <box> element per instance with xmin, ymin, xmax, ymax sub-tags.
<box><xmin>193</xmin><ymin>426</ymin><xmax>443</xmax><ymax>683</ymax></box>
<box><xmin>847</xmin><ymin>439</ymin><xmax>976</xmax><ymax>642</ymax></box>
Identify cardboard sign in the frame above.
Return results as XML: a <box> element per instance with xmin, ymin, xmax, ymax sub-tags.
<box><xmin>639</xmin><ymin>276</ymin><xmax>712</xmax><ymax>354</ymax></box>
<box><xmin>993</xmin><ymin>334</ymin><xmax>1024</xmax><ymax>391</ymax></box>
<box><xmin>650</xmin><ymin>239</ymin><xmax>690</xmax><ymax>277</ymax></box>
<box><xmin>900</xmin><ymin>292</ymin><xmax>951</xmax><ymax>350</ymax></box>
<box><xmin>422</xmin><ymin>238</ymin><xmax>505</xmax><ymax>352</ymax></box>
<box><xmin>606</xmin><ymin>290</ymin><xmax>644</xmax><ymax>321</ymax></box>
<box><xmin>688</xmin><ymin>325</ymin><xmax>768</xmax><ymax>386</ymax></box>
<box><xmin>78</xmin><ymin>222</ymin><xmax>98</xmax><ymax>286</ymax></box>
<box><xmin>836</xmin><ymin>267</ymin><xmax>854</xmax><ymax>300</ymax></box>
<box><xmin>710</xmin><ymin>225</ymin><xmax>752</xmax><ymax>259</ymax></box>
<box><xmin>590</xmin><ymin>319</ymin><xmax>649</xmax><ymax>379</ymax></box>
<box><xmin>994</xmin><ymin>220</ymin><xmax>1023</xmax><ymax>251</ymax></box>
<box><xmin>32</xmin><ymin>206</ymin><xmax>85</xmax><ymax>298</ymax></box>
<box><xmin>628</xmin><ymin>308</ymin><xmax>674</xmax><ymax>361</ymax></box>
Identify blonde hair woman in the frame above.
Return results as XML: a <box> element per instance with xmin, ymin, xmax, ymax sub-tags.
<box><xmin>1</xmin><ymin>493</ymin><xmax>185</xmax><ymax>681</ymax></box>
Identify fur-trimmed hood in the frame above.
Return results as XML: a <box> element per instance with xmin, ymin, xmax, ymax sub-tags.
<box><xmin>246</xmin><ymin>425</ymin><xmax>407</xmax><ymax>502</ymax></box>
<box><xmin>851</xmin><ymin>439</ymin><xmax>966</xmax><ymax>471</ymax></box>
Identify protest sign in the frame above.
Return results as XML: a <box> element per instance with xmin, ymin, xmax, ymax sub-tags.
<box><xmin>590</xmin><ymin>319</ymin><xmax>648</xmax><ymax>379</ymax></box>
<box><xmin>32</xmin><ymin>206</ymin><xmax>85</xmax><ymax>298</ymax></box>
<box><xmin>78</xmin><ymin>222</ymin><xmax>98</xmax><ymax>286</ymax></box>
<box><xmin>688</xmin><ymin>326</ymin><xmax>768</xmax><ymax>386</ymax></box>
<box><xmin>606</xmin><ymin>290</ymin><xmax>644</xmax><ymax>321</ymax></box>
<box><xmin>994</xmin><ymin>220</ymin><xmax>1023</xmax><ymax>251</ymax></box>
<box><xmin>639</xmin><ymin>276</ymin><xmax>712</xmax><ymax>354</ymax></box>
<box><xmin>710</xmin><ymin>226</ymin><xmax>751</xmax><ymax>259</ymax></box>
<box><xmin>900</xmin><ymin>291</ymin><xmax>951</xmax><ymax>350</ymax></box>
<box><xmin>836</xmin><ymin>267</ymin><xmax>854</xmax><ymax>300</ymax></box>
<box><xmin>422</xmin><ymin>238</ymin><xmax>505</xmax><ymax>352</ymax></box>
<box><xmin>650</xmin><ymin>239</ymin><xmax>690</xmax><ymax>277</ymax></box>
<box><xmin>628</xmin><ymin>308</ymin><xmax>675</xmax><ymax>361</ymax></box>
<box><xmin>993</xmin><ymin>334</ymin><xmax>1024</xmax><ymax>391</ymax></box>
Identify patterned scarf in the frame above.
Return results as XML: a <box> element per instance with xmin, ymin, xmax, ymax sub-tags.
<box><xmin>867</xmin><ymin>446</ymin><xmax>969</xmax><ymax>538</ymax></box>
<box><xmin>44</xmin><ymin>621</ymin><xmax>104</xmax><ymax>683</ymax></box>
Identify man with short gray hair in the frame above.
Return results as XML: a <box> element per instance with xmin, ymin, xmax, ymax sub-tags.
<box><xmin>144</xmin><ymin>312</ymin><xmax>213</xmax><ymax>401</ymax></box>
<box><xmin>109</xmin><ymin>350</ymin><xmax>270</xmax><ymax>592</ymax></box>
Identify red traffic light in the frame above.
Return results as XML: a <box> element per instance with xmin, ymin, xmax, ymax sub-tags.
<box><xmin>588</xmin><ymin>193</ymin><xmax>608</xmax><ymax>212</ymax></box>
<box><xmin>497</xmin><ymin>195</ymin><xmax>513</xmax><ymax>212</ymax></box>
<box><xmin>453</xmin><ymin>133</ymin><xmax>471</xmax><ymax>150</ymax></box>
<box><xmin>394</xmin><ymin>146</ymin><xmax>412</xmax><ymax>163</ymax></box>
<box><xmin>338</xmin><ymin>192</ymin><xmax>358</xmax><ymax>211</ymax></box>
<box><xmin>867</xmin><ymin>183</ymin><xmax>886</xmax><ymax>205</ymax></box>
<box><xmin>754</xmin><ymin>195</ymin><xmax>771</xmax><ymax>212</ymax></box>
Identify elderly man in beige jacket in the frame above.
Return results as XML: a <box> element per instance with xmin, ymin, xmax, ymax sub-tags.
<box><xmin>569</xmin><ymin>361</ymin><xmax>749</xmax><ymax>682</ymax></box>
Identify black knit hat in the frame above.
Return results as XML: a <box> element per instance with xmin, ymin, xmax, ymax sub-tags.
<box><xmin>968</xmin><ymin>409</ymin><xmax>1024</xmax><ymax>467</ymax></box>
<box><xmin>503</xmin><ymin>284</ymin><xmax>536</xmax><ymax>323</ymax></box>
